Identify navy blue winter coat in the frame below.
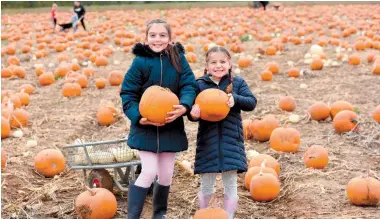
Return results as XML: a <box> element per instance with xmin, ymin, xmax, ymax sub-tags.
<box><xmin>191</xmin><ymin>74</ymin><xmax>257</xmax><ymax>174</ymax></box>
<box><xmin>120</xmin><ymin>42</ymin><xmax>197</xmax><ymax>153</ymax></box>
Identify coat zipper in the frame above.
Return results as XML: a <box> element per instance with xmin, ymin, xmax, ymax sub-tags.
<box><xmin>157</xmin><ymin>54</ymin><xmax>164</xmax><ymax>153</ymax></box>
<box><xmin>216</xmin><ymin>84</ymin><xmax>224</xmax><ymax>171</ymax></box>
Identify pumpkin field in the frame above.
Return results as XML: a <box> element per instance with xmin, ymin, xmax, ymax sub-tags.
<box><xmin>1</xmin><ymin>2</ymin><xmax>380</xmax><ymax>219</ymax></box>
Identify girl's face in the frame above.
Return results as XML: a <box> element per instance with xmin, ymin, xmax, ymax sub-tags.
<box><xmin>146</xmin><ymin>23</ymin><xmax>170</xmax><ymax>53</ymax></box>
<box><xmin>206</xmin><ymin>52</ymin><xmax>231</xmax><ymax>80</ymax></box>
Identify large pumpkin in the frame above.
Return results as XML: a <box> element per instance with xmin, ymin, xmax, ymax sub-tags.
<box><xmin>250</xmin><ymin>172</ymin><xmax>280</xmax><ymax>201</ymax></box>
<box><xmin>195</xmin><ymin>88</ymin><xmax>230</xmax><ymax>122</ymax></box>
<box><xmin>269</xmin><ymin>127</ymin><xmax>301</xmax><ymax>152</ymax></box>
<box><xmin>75</xmin><ymin>187</ymin><xmax>118</xmax><ymax>219</ymax></box>
<box><xmin>34</xmin><ymin>149</ymin><xmax>66</xmax><ymax>177</ymax></box>
<box><xmin>346</xmin><ymin>176</ymin><xmax>380</xmax><ymax>206</ymax></box>
<box><xmin>303</xmin><ymin>145</ymin><xmax>328</xmax><ymax>169</ymax></box>
<box><xmin>333</xmin><ymin>110</ymin><xmax>359</xmax><ymax>133</ymax></box>
<box><xmin>139</xmin><ymin>86</ymin><xmax>179</xmax><ymax>124</ymax></box>
<box><xmin>194</xmin><ymin>208</ymin><xmax>229</xmax><ymax>219</ymax></box>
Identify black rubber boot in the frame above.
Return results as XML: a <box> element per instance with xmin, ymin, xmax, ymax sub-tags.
<box><xmin>127</xmin><ymin>183</ymin><xmax>150</xmax><ymax>219</ymax></box>
<box><xmin>152</xmin><ymin>182</ymin><xmax>170</xmax><ymax>219</ymax></box>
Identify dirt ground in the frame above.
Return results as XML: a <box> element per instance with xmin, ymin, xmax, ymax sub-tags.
<box><xmin>1</xmin><ymin>3</ymin><xmax>380</xmax><ymax>219</ymax></box>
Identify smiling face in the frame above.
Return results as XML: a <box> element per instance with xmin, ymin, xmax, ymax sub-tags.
<box><xmin>206</xmin><ymin>51</ymin><xmax>232</xmax><ymax>80</ymax></box>
<box><xmin>146</xmin><ymin>23</ymin><xmax>170</xmax><ymax>53</ymax></box>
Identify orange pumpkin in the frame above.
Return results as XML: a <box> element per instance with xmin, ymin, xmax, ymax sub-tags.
<box><xmin>95</xmin><ymin>56</ymin><xmax>108</xmax><ymax>66</ymax></box>
<box><xmin>34</xmin><ymin>149</ymin><xmax>66</xmax><ymax>177</ymax></box>
<box><xmin>333</xmin><ymin>110</ymin><xmax>359</xmax><ymax>133</ymax></box>
<box><xmin>96</xmin><ymin>106</ymin><xmax>117</xmax><ymax>126</ymax></box>
<box><xmin>287</xmin><ymin>67</ymin><xmax>300</xmax><ymax>78</ymax></box>
<box><xmin>95</xmin><ymin>77</ymin><xmax>107</xmax><ymax>89</ymax></box>
<box><xmin>310</xmin><ymin>58</ymin><xmax>323</xmax><ymax>70</ymax></box>
<box><xmin>62</xmin><ymin>82</ymin><xmax>82</xmax><ymax>97</ymax></box>
<box><xmin>186</xmin><ymin>52</ymin><xmax>197</xmax><ymax>63</ymax></box>
<box><xmin>372</xmin><ymin>61</ymin><xmax>380</xmax><ymax>75</ymax></box>
<box><xmin>308</xmin><ymin>102</ymin><xmax>330</xmax><ymax>121</ymax></box>
<box><xmin>18</xmin><ymin>84</ymin><xmax>35</xmax><ymax>94</ymax></box>
<box><xmin>347</xmin><ymin>176</ymin><xmax>380</xmax><ymax>206</ymax></box>
<box><xmin>108</xmin><ymin>71</ymin><xmax>124</xmax><ymax>86</ymax></box>
<box><xmin>265</xmin><ymin>46</ymin><xmax>277</xmax><ymax>55</ymax></box>
<box><xmin>10</xmin><ymin>108</ymin><xmax>29</xmax><ymax>128</ymax></box>
<box><xmin>195</xmin><ymin>89</ymin><xmax>230</xmax><ymax>122</ymax></box>
<box><xmin>39</xmin><ymin>72</ymin><xmax>56</xmax><ymax>86</ymax></box>
<box><xmin>35</xmin><ymin>66</ymin><xmax>45</xmax><ymax>76</ymax></box>
<box><xmin>13</xmin><ymin>66</ymin><xmax>26</xmax><ymax>78</ymax></box>
<box><xmin>330</xmin><ymin>100</ymin><xmax>354</xmax><ymax>119</ymax></box>
<box><xmin>1</xmin><ymin>116</ymin><xmax>10</xmax><ymax>139</ymax></box>
<box><xmin>75</xmin><ymin>188</ymin><xmax>118</xmax><ymax>219</ymax></box>
<box><xmin>250</xmin><ymin>171</ymin><xmax>280</xmax><ymax>201</ymax></box>
<box><xmin>139</xmin><ymin>86</ymin><xmax>179</xmax><ymax>124</ymax></box>
<box><xmin>6</xmin><ymin>56</ymin><xmax>20</xmax><ymax>66</ymax></box>
<box><xmin>1</xmin><ymin>148</ymin><xmax>6</xmax><ymax>169</ymax></box>
<box><xmin>348</xmin><ymin>54</ymin><xmax>361</xmax><ymax>65</ymax></box>
<box><xmin>250</xmin><ymin>115</ymin><xmax>280</xmax><ymax>142</ymax></box>
<box><xmin>194</xmin><ymin>208</ymin><xmax>229</xmax><ymax>219</ymax></box>
<box><xmin>278</xmin><ymin>96</ymin><xmax>296</xmax><ymax>112</ymax></box>
<box><xmin>55</xmin><ymin>64</ymin><xmax>71</xmax><ymax>77</ymax></box>
<box><xmin>16</xmin><ymin>92</ymin><xmax>30</xmax><ymax>106</ymax></box>
<box><xmin>270</xmin><ymin>127</ymin><xmax>301</xmax><ymax>152</ymax></box>
<box><xmin>260</xmin><ymin>70</ymin><xmax>272</xmax><ymax>81</ymax></box>
<box><xmin>1</xmin><ymin>67</ymin><xmax>13</xmax><ymax>78</ymax></box>
<box><xmin>265</xmin><ymin>62</ymin><xmax>279</xmax><ymax>74</ymax></box>
<box><xmin>83</xmin><ymin>67</ymin><xmax>95</xmax><ymax>77</ymax></box>
<box><xmin>245</xmin><ymin>162</ymin><xmax>278</xmax><ymax>190</ymax></box>
<box><xmin>75</xmin><ymin>75</ymin><xmax>88</xmax><ymax>88</ymax></box>
<box><xmin>303</xmin><ymin>145</ymin><xmax>328</xmax><ymax>169</ymax></box>
<box><xmin>248</xmin><ymin>154</ymin><xmax>280</xmax><ymax>175</ymax></box>
<box><xmin>372</xmin><ymin>105</ymin><xmax>380</xmax><ymax>124</ymax></box>
<box><xmin>238</xmin><ymin>57</ymin><xmax>252</xmax><ymax>68</ymax></box>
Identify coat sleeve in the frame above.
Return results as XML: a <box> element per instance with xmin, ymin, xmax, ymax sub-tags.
<box><xmin>120</xmin><ymin>57</ymin><xmax>145</xmax><ymax>125</ymax></box>
<box><xmin>178</xmin><ymin>54</ymin><xmax>198</xmax><ymax>114</ymax></box>
<box><xmin>232</xmin><ymin>78</ymin><xmax>257</xmax><ymax>111</ymax></box>
<box><xmin>186</xmin><ymin>82</ymin><xmax>201</xmax><ymax>122</ymax></box>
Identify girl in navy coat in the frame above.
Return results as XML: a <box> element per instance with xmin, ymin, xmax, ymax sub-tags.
<box><xmin>189</xmin><ymin>46</ymin><xmax>257</xmax><ymax>219</ymax></box>
<box><xmin>120</xmin><ymin>19</ymin><xmax>197</xmax><ymax>219</ymax></box>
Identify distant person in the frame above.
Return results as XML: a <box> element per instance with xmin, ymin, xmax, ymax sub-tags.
<box><xmin>252</xmin><ymin>1</ymin><xmax>269</xmax><ymax>10</ymax></box>
<box><xmin>58</xmin><ymin>9</ymin><xmax>81</xmax><ymax>33</ymax></box>
<box><xmin>73</xmin><ymin>1</ymin><xmax>86</xmax><ymax>31</ymax></box>
<box><xmin>51</xmin><ymin>3</ymin><xmax>57</xmax><ymax>31</ymax></box>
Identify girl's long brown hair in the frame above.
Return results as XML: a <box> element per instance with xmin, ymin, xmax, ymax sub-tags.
<box><xmin>204</xmin><ymin>46</ymin><xmax>233</xmax><ymax>93</ymax></box>
<box><xmin>146</xmin><ymin>19</ymin><xmax>181</xmax><ymax>72</ymax></box>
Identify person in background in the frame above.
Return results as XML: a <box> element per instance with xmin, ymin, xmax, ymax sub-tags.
<box><xmin>73</xmin><ymin>1</ymin><xmax>86</xmax><ymax>31</ymax></box>
<box><xmin>51</xmin><ymin>3</ymin><xmax>57</xmax><ymax>31</ymax></box>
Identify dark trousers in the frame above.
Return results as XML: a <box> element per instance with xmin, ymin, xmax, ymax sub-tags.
<box><xmin>80</xmin><ymin>17</ymin><xmax>86</xmax><ymax>31</ymax></box>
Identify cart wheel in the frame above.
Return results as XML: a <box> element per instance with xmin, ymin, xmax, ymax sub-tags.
<box><xmin>88</xmin><ymin>169</ymin><xmax>113</xmax><ymax>192</ymax></box>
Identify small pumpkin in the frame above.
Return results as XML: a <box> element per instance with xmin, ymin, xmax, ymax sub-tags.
<box><xmin>108</xmin><ymin>71</ymin><xmax>124</xmax><ymax>86</ymax></box>
<box><xmin>10</xmin><ymin>108</ymin><xmax>29</xmax><ymax>128</ymax></box>
<box><xmin>346</xmin><ymin>176</ymin><xmax>380</xmax><ymax>206</ymax></box>
<box><xmin>95</xmin><ymin>77</ymin><xmax>107</xmax><ymax>89</ymax></box>
<box><xmin>287</xmin><ymin>67</ymin><xmax>300</xmax><ymax>78</ymax></box>
<box><xmin>18</xmin><ymin>84</ymin><xmax>35</xmax><ymax>94</ymax></box>
<box><xmin>238</xmin><ymin>57</ymin><xmax>252</xmax><ymax>68</ymax></box>
<box><xmin>330</xmin><ymin>100</ymin><xmax>354</xmax><ymax>119</ymax></box>
<box><xmin>96</xmin><ymin>106</ymin><xmax>117</xmax><ymax>126</ymax></box>
<box><xmin>34</xmin><ymin>149</ymin><xmax>66</xmax><ymax>177</ymax></box>
<box><xmin>269</xmin><ymin>126</ymin><xmax>301</xmax><ymax>152</ymax></box>
<box><xmin>333</xmin><ymin>110</ymin><xmax>359</xmax><ymax>133</ymax></box>
<box><xmin>39</xmin><ymin>72</ymin><xmax>56</xmax><ymax>86</ymax></box>
<box><xmin>250</xmin><ymin>115</ymin><xmax>280</xmax><ymax>142</ymax></box>
<box><xmin>195</xmin><ymin>88</ymin><xmax>230</xmax><ymax>122</ymax></box>
<box><xmin>1</xmin><ymin>116</ymin><xmax>11</xmax><ymax>139</ymax></box>
<box><xmin>303</xmin><ymin>145</ymin><xmax>328</xmax><ymax>169</ymax></box>
<box><xmin>348</xmin><ymin>54</ymin><xmax>361</xmax><ymax>65</ymax></box>
<box><xmin>372</xmin><ymin>61</ymin><xmax>380</xmax><ymax>75</ymax></box>
<box><xmin>62</xmin><ymin>82</ymin><xmax>82</xmax><ymax>97</ymax></box>
<box><xmin>310</xmin><ymin>58</ymin><xmax>323</xmax><ymax>70</ymax></box>
<box><xmin>75</xmin><ymin>187</ymin><xmax>118</xmax><ymax>219</ymax></box>
<box><xmin>245</xmin><ymin>160</ymin><xmax>278</xmax><ymax>190</ymax></box>
<box><xmin>248</xmin><ymin>154</ymin><xmax>280</xmax><ymax>175</ymax></box>
<box><xmin>372</xmin><ymin>105</ymin><xmax>380</xmax><ymax>124</ymax></box>
<box><xmin>260</xmin><ymin>70</ymin><xmax>272</xmax><ymax>81</ymax></box>
<box><xmin>278</xmin><ymin>96</ymin><xmax>296</xmax><ymax>112</ymax></box>
<box><xmin>95</xmin><ymin>56</ymin><xmax>108</xmax><ymax>66</ymax></box>
<box><xmin>265</xmin><ymin>62</ymin><xmax>279</xmax><ymax>74</ymax></box>
<box><xmin>194</xmin><ymin>208</ymin><xmax>229</xmax><ymax>219</ymax></box>
<box><xmin>308</xmin><ymin>102</ymin><xmax>330</xmax><ymax>121</ymax></box>
<box><xmin>139</xmin><ymin>86</ymin><xmax>179</xmax><ymax>124</ymax></box>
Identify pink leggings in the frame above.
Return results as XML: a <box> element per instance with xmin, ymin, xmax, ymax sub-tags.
<box><xmin>134</xmin><ymin>151</ymin><xmax>176</xmax><ymax>188</ymax></box>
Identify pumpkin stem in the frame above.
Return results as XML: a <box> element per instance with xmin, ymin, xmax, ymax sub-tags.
<box><xmin>85</xmin><ymin>186</ymin><xmax>96</xmax><ymax>196</ymax></box>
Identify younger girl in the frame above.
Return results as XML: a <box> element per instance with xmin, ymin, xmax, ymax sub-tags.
<box><xmin>190</xmin><ymin>46</ymin><xmax>257</xmax><ymax>219</ymax></box>
<box><xmin>51</xmin><ymin>3</ymin><xmax>57</xmax><ymax>31</ymax></box>
<box><xmin>120</xmin><ymin>19</ymin><xmax>197</xmax><ymax>219</ymax></box>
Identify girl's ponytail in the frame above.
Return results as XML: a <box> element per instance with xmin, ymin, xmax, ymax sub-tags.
<box><xmin>225</xmin><ymin>68</ymin><xmax>233</xmax><ymax>94</ymax></box>
<box><xmin>167</xmin><ymin>43</ymin><xmax>181</xmax><ymax>73</ymax></box>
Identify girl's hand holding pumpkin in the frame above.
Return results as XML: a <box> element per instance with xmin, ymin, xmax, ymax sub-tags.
<box><xmin>190</xmin><ymin>104</ymin><xmax>200</xmax><ymax>120</ymax></box>
<box><xmin>227</xmin><ymin>94</ymin><xmax>235</xmax><ymax>108</ymax></box>
<box><xmin>166</xmin><ymin>105</ymin><xmax>187</xmax><ymax>123</ymax></box>
<box><xmin>140</xmin><ymin>118</ymin><xmax>165</xmax><ymax>126</ymax></box>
